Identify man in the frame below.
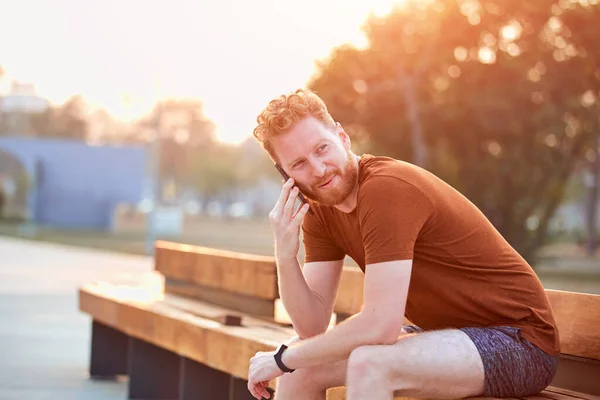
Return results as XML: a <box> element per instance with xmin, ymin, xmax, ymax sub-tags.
<box><xmin>247</xmin><ymin>89</ymin><xmax>559</xmax><ymax>400</ymax></box>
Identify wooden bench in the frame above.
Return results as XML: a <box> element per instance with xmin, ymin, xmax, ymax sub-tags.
<box><xmin>79</xmin><ymin>240</ymin><xmax>600</xmax><ymax>400</ymax></box>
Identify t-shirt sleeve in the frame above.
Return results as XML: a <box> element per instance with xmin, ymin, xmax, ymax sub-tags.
<box><xmin>359</xmin><ymin>176</ymin><xmax>434</xmax><ymax>265</ymax></box>
<box><xmin>302</xmin><ymin>212</ymin><xmax>346</xmax><ymax>263</ymax></box>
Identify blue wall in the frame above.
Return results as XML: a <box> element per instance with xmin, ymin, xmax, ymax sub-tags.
<box><xmin>0</xmin><ymin>137</ymin><xmax>147</xmax><ymax>229</ymax></box>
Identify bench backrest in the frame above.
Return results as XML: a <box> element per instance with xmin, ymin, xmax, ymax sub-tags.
<box><xmin>156</xmin><ymin>241</ymin><xmax>363</xmax><ymax>316</ymax></box>
<box><xmin>545</xmin><ymin>290</ymin><xmax>600</xmax><ymax>361</ymax></box>
<box><xmin>155</xmin><ymin>240</ymin><xmax>278</xmax><ymax>300</ymax></box>
<box><xmin>155</xmin><ymin>241</ymin><xmax>280</xmax><ymax>318</ymax></box>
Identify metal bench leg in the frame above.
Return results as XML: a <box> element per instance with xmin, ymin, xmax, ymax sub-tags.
<box><xmin>128</xmin><ymin>337</ymin><xmax>180</xmax><ymax>399</ymax></box>
<box><xmin>178</xmin><ymin>357</ymin><xmax>231</xmax><ymax>399</ymax></box>
<box><xmin>89</xmin><ymin>320</ymin><xmax>129</xmax><ymax>378</ymax></box>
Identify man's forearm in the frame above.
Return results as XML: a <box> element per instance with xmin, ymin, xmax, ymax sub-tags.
<box><xmin>276</xmin><ymin>256</ymin><xmax>328</xmax><ymax>338</ymax></box>
<box><xmin>281</xmin><ymin>312</ymin><xmax>395</xmax><ymax>370</ymax></box>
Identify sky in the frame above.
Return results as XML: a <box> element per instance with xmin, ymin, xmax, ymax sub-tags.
<box><xmin>0</xmin><ymin>0</ymin><xmax>402</xmax><ymax>144</ymax></box>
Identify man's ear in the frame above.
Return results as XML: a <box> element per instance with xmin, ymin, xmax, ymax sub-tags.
<box><xmin>336</xmin><ymin>123</ymin><xmax>351</xmax><ymax>150</ymax></box>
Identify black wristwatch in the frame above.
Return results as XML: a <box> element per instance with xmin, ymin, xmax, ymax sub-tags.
<box><xmin>274</xmin><ymin>344</ymin><xmax>295</xmax><ymax>373</ymax></box>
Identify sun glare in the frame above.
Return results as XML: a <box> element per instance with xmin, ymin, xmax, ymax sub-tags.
<box><xmin>372</xmin><ymin>1</ymin><xmax>396</xmax><ymax>17</ymax></box>
<box><xmin>369</xmin><ymin>0</ymin><xmax>415</xmax><ymax>17</ymax></box>
<box><xmin>1</xmin><ymin>0</ymin><xmax>418</xmax><ymax>145</ymax></box>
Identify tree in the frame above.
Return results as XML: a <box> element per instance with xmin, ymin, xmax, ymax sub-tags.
<box><xmin>192</xmin><ymin>138</ymin><xmax>279</xmax><ymax>208</ymax></box>
<box><xmin>193</xmin><ymin>143</ymin><xmax>242</xmax><ymax>204</ymax></box>
<box><xmin>87</xmin><ymin>108</ymin><xmax>131</xmax><ymax>144</ymax></box>
<box><xmin>133</xmin><ymin>98</ymin><xmax>218</xmax><ymax>199</ymax></box>
<box><xmin>309</xmin><ymin>0</ymin><xmax>600</xmax><ymax>264</ymax></box>
<box><xmin>29</xmin><ymin>95</ymin><xmax>89</xmax><ymax>140</ymax></box>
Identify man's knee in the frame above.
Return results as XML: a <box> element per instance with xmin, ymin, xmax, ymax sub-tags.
<box><xmin>347</xmin><ymin>345</ymin><xmax>389</xmax><ymax>382</ymax></box>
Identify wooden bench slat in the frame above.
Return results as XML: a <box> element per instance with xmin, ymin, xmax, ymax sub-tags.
<box><xmin>333</xmin><ymin>267</ymin><xmax>364</xmax><ymax>315</ymax></box>
<box><xmin>326</xmin><ymin>387</ymin><xmax>525</xmax><ymax>400</ymax></box>
<box><xmin>524</xmin><ymin>393</ymin><xmax>594</xmax><ymax>400</ymax></box>
<box><xmin>155</xmin><ymin>240</ymin><xmax>279</xmax><ymax>300</ymax></box>
<box><xmin>545</xmin><ymin>386</ymin><xmax>600</xmax><ymax>400</ymax></box>
<box><xmin>537</xmin><ymin>389</ymin><xmax>595</xmax><ymax>400</ymax></box>
<box><xmin>80</xmin><ymin>281</ymin><xmax>294</xmax><ymax>340</ymax></box>
<box><xmin>546</xmin><ymin>290</ymin><xmax>600</xmax><ymax>360</ymax></box>
<box><xmin>167</xmin><ymin>294</ymin><xmax>297</xmax><ymax>332</ymax></box>
<box><xmin>326</xmin><ymin>387</ymin><xmax>410</xmax><ymax>400</ymax></box>
<box><xmin>470</xmin><ymin>398</ymin><xmax>520</xmax><ymax>400</ymax></box>
<box><xmin>78</xmin><ymin>282</ymin><xmax>294</xmax><ymax>386</ymax></box>
<box><xmin>155</xmin><ymin>241</ymin><xmax>366</xmax><ymax>316</ymax></box>
<box><xmin>164</xmin><ymin>277</ymin><xmax>276</xmax><ymax>318</ymax></box>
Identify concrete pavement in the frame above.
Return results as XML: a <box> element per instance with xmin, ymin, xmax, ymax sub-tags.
<box><xmin>0</xmin><ymin>236</ymin><xmax>153</xmax><ymax>400</ymax></box>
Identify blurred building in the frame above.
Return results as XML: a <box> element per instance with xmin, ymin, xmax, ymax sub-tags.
<box><xmin>0</xmin><ymin>82</ymin><xmax>49</xmax><ymax>113</ymax></box>
<box><xmin>0</xmin><ymin>82</ymin><xmax>50</xmax><ymax>133</ymax></box>
<box><xmin>0</xmin><ymin>137</ymin><xmax>147</xmax><ymax>229</ymax></box>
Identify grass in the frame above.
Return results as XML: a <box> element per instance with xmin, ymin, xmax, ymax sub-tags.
<box><xmin>0</xmin><ymin>217</ymin><xmax>281</xmax><ymax>257</ymax></box>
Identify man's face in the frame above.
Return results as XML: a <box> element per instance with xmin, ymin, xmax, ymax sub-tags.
<box><xmin>271</xmin><ymin>116</ymin><xmax>358</xmax><ymax>206</ymax></box>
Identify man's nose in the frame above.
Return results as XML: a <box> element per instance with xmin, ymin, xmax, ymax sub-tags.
<box><xmin>310</xmin><ymin>159</ymin><xmax>327</xmax><ymax>177</ymax></box>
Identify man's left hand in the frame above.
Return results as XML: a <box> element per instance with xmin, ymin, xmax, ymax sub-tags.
<box><xmin>247</xmin><ymin>351</ymin><xmax>284</xmax><ymax>399</ymax></box>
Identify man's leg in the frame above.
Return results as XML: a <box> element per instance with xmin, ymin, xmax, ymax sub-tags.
<box><xmin>346</xmin><ymin>329</ymin><xmax>485</xmax><ymax>400</ymax></box>
<box><xmin>273</xmin><ymin>335</ymin><xmax>347</xmax><ymax>400</ymax></box>
<box><xmin>274</xmin><ymin>358</ymin><xmax>347</xmax><ymax>400</ymax></box>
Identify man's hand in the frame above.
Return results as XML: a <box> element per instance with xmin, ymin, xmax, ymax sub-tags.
<box><xmin>269</xmin><ymin>178</ymin><xmax>310</xmax><ymax>261</ymax></box>
<box><xmin>247</xmin><ymin>350</ymin><xmax>284</xmax><ymax>399</ymax></box>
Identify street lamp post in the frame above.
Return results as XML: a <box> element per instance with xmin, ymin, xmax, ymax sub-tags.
<box><xmin>145</xmin><ymin>122</ymin><xmax>160</xmax><ymax>256</ymax></box>
<box><xmin>145</xmin><ymin>76</ymin><xmax>162</xmax><ymax>256</ymax></box>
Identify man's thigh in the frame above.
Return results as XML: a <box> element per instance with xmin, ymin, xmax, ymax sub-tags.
<box><xmin>387</xmin><ymin>325</ymin><xmax>558</xmax><ymax>398</ymax></box>
<box><xmin>375</xmin><ymin>327</ymin><xmax>486</xmax><ymax>399</ymax></box>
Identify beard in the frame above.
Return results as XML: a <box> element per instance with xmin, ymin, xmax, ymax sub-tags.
<box><xmin>296</xmin><ymin>151</ymin><xmax>358</xmax><ymax>207</ymax></box>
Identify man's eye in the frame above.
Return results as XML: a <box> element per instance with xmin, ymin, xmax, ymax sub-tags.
<box><xmin>318</xmin><ymin>145</ymin><xmax>327</xmax><ymax>152</ymax></box>
<box><xmin>293</xmin><ymin>161</ymin><xmax>305</xmax><ymax>169</ymax></box>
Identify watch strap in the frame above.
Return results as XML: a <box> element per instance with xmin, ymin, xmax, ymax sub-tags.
<box><xmin>274</xmin><ymin>344</ymin><xmax>295</xmax><ymax>373</ymax></box>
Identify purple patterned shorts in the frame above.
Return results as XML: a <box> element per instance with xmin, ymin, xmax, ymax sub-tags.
<box><xmin>403</xmin><ymin>325</ymin><xmax>559</xmax><ymax>397</ymax></box>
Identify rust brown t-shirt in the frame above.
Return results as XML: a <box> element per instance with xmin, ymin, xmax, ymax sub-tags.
<box><xmin>302</xmin><ymin>154</ymin><xmax>560</xmax><ymax>356</ymax></box>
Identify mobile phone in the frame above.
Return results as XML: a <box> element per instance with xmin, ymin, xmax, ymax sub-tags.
<box><xmin>274</xmin><ymin>163</ymin><xmax>314</xmax><ymax>215</ymax></box>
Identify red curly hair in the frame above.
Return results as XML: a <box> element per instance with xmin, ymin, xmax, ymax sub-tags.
<box><xmin>253</xmin><ymin>89</ymin><xmax>336</xmax><ymax>160</ymax></box>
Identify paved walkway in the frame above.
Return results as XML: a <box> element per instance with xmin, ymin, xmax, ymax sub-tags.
<box><xmin>0</xmin><ymin>236</ymin><xmax>153</xmax><ymax>400</ymax></box>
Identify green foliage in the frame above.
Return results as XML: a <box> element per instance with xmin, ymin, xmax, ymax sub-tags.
<box><xmin>133</xmin><ymin>98</ymin><xmax>217</xmax><ymax>189</ymax></box>
<box><xmin>134</xmin><ymin>99</ymin><xmax>278</xmax><ymax>202</ymax></box>
<box><xmin>193</xmin><ymin>139</ymin><xmax>279</xmax><ymax>202</ymax></box>
<box><xmin>309</xmin><ymin>0</ymin><xmax>600</xmax><ymax>264</ymax></box>
<box><xmin>194</xmin><ymin>143</ymin><xmax>242</xmax><ymax>199</ymax></box>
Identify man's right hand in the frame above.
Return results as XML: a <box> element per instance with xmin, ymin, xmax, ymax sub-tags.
<box><xmin>269</xmin><ymin>178</ymin><xmax>310</xmax><ymax>262</ymax></box>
